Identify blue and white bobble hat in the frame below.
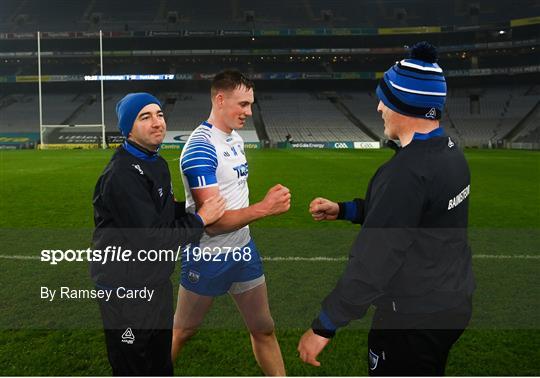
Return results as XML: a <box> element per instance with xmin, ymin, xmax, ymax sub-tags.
<box><xmin>376</xmin><ymin>41</ymin><xmax>446</xmax><ymax>120</ymax></box>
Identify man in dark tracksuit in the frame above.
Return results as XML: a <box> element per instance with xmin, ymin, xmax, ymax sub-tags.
<box><xmin>298</xmin><ymin>42</ymin><xmax>475</xmax><ymax>376</ymax></box>
<box><xmin>92</xmin><ymin>93</ymin><xmax>225</xmax><ymax>375</ymax></box>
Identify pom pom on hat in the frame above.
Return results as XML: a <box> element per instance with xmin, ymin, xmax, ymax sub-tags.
<box><xmin>409</xmin><ymin>41</ymin><xmax>438</xmax><ymax>63</ymax></box>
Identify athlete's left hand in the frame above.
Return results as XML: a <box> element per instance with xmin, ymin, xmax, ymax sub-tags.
<box><xmin>297</xmin><ymin>329</ymin><xmax>330</xmax><ymax>367</ymax></box>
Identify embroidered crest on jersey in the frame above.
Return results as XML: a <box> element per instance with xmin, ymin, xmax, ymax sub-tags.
<box><xmin>188</xmin><ymin>270</ymin><xmax>200</xmax><ymax>283</ymax></box>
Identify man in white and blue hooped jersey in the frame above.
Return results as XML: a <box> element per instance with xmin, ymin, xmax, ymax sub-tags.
<box><xmin>172</xmin><ymin>71</ymin><xmax>289</xmax><ymax>375</ymax></box>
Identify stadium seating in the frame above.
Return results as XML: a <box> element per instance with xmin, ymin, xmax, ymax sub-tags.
<box><xmin>0</xmin><ymin>91</ymin><xmax>255</xmax><ymax>133</ymax></box>
<box><xmin>257</xmin><ymin>91</ymin><xmax>372</xmax><ymax>142</ymax></box>
<box><xmin>69</xmin><ymin>94</ymin><xmax>122</xmax><ymax>131</ymax></box>
<box><xmin>445</xmin><ymin>86</ymin><xmax>539</xmax><ymax>146</ymax></box>
<box><xmin>1</xmin><ymin>88</ymin><xmax>538</xmax><ymax>146</ymax></box>
<box><xmin>340</xmin><ymin>91</ymin><xmax>384</xmax><ymax>139</ymax></box>
<box><xmin>0</xmin><ymin>94</ymin><xmax>39</xmax><ymax>132</ymax></box>
<box><xmin>514</xmin><ymin>101</ymin><xmax>540</xmax><ymax>143</ymax></box>
<box><xmin>0</xmin><ymin>0</ymin><xmax>537</xmax><ymax>32</ymax></box>
<box><xmin>1</xmin><ymin>0</ymin><xmax>87</xmax><ymax>32</ymax></box>
<box><xmin>165</xmin><ymin>92</ymin><xmax>255</xmax><ymax>131</ymax></box>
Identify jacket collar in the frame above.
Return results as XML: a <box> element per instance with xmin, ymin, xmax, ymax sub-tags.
<box><xmin>123</xmin><ymin>139</ymin><xmax>159</xmax><ymax>161</ymax></box>
<box><xmin>412</xmin><ymin>127</ymin><xmax>445</xmax><ymax>141</ymax></box>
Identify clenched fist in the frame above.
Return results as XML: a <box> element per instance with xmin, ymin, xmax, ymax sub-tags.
<box><xmin>309</xmin><ymin>197</ymin><xmax>339</xmax><ymax>221</ymax></box>
<box><xmin>259</xmin><ymin>184</ymin><xmax>291</xmax><ymax>216</ymax></box>
<box><xmin>197</xmin><ymin>195</ymin><xmax>226</xmax><ymax>226</ymax></box>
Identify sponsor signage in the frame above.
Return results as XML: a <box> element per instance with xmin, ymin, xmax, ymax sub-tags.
<box><xmin>279</xmin><ymin>141</ymin><xmax>380</xmax><ymax>149</ymax></box>
<box><xmin>291</xmin><ymin>142</ymin><xmax>325</xmax><ymax>148</ymax></box>
<box><xmin>354</xmin><ymin>141</ymin><xmax>381</xmax><ymax>149</ymax></box>
<box><xmin>3</xmin><ymin>65</ymin><xmax>540</xmax><ymax>83</ymax></box>
<box><xmin>0</xmin><ymin>133</ymin><xmax>40</xmax><ymax>149</ymax></box>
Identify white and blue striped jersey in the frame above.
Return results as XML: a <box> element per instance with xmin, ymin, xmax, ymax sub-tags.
<box><xmin>180</xmin><ymin>121</ymin><xmax>250</xmax><ymax>250</ymax></box>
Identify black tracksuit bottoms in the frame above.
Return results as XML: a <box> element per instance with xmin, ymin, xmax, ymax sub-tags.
<box><xmin>97</xmin><ymin>281</ymin><xmax>173</xmax><ymax>376</ymax></box>
<box><xmin>367</xmin><ymin>299</ymin><xmax>472</xmax><ymax>376</ymax></box>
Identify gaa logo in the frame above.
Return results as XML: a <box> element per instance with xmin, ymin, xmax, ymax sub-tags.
<box><xmin>334</xmin><ymin>142</ymin><xmax>349</xmax><ymax>149</ymax></box>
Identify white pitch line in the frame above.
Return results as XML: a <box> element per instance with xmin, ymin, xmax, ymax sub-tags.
<box><xmin>263</xmin><ymin>255</ymin><xmax>540</xmax><ymax>261</ymax></box>
<box><xmin>472</xmin><ymin>254</ymin><xmax>540</xmax><ymax>259</ymax></box>
<box><xmin>264</xmin><ymin>256</ymin><xmax>347</xmax><ymax>261</ymax></box>
<box><xmin>0</xmin><ymin>255</ymin><xmax>40</xmax><ymax>260</ymax></box>
<box><xmin>0</xmin><ymin>255</ymin><xmax>538</xmax><ymax>261</ymax></box>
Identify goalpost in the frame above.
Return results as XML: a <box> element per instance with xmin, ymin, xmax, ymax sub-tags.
<box><xmin>38</xmin><ymin>30</ymin><xmax>106</xmax><ymax>149</ymax></box>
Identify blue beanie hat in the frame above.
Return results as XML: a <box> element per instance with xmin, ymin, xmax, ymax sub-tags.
<box><xmin>116</xmin><ymin>92</ymin><xmax>162</xmax><ymax>137</ymax></box>
<box><xmin>376</xmin><ymin>41</ymin><xmax>446</xmax><ymax>120</ymax></box>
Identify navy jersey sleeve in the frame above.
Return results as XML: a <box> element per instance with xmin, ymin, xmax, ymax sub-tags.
<box><xmin>313</xmin><ymin>166</ymin><xmax>426</xmax><ymax>337</ymax></box>
<box><xmin>101</xmin><ymin>167</ymin><xmax>204</xmax><ymax>249</ymax></box>
<box><xmin>181</xmin><ymin>135</ymin><xmax>218</xmax><ymax>189</ymax></box>
<box><xmin>337</xmin><ymin>199</ymin><xmax>366</xmax><ymax>224</ymax></box>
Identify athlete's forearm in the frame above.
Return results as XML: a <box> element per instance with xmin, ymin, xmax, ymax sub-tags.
<box><xmin>204</xmin><ymin>201</ymin><xmax>268</xmax><ymax>236</ymax></box>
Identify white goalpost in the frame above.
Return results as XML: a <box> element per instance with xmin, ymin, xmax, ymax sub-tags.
<box><xmin>38</xmin><ymin>30</ymin><xmax>106</xmax><ymax>149</ymax></box>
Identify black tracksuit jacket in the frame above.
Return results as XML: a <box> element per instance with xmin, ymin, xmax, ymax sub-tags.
<box><xmin>312</xmin><ymin>129</ymin><xmax>476</xmax><ymax>336</ymax></box>
<box><xmin>91</xmin><ymin>140</ymin><xmax>204</xmax><ymax>289</ymax></box>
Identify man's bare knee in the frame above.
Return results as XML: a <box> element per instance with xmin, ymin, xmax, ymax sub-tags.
<box><xmin>248</xmin><ymin>319</ymin><xmax>276</xmax><ymax>340</ymax></box>
<box><xmin>173</xmin><ymin>326</ymin><xmax>199</xmax><ymax>342</ymax></box>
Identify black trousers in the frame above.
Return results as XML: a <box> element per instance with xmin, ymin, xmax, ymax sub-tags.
<box><xmin>97</xmin><ymin>281</ymin><xmax>174</xmax><ymax>376</ymax></box>
<box><xmin>367</xmin><ymin>299</ymin><xmax>472</xmax><ymax>376</ymax></box>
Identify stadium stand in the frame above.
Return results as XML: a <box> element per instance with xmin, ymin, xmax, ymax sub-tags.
<box><xmin>165</xmin><ymin>92</ymin><xmax>255</xmax><ymax>131</ymax></box>
<box><xmin>1</xmin><ymin>0</ymin><xmax>538</xmax><ymax>32</ymax></box>
<box><xmin>257</xmin><ymin>92</ymin><xmax>373</xmax><ymax>143</ymax></box>
<box><xmin>445</xmin><ymin>86</ymin><xmax>539</xmax><ymax>146</ymax></box>
<box><xmin>340</xmin><ymin>91</ymin><xmax>384</xmax><ymax>139</ymax></box>
<box><xmin>0</xmin><ymin>91</ymin><xmax>255</xmax><ymax>134</ymax></box>
<box><xmin>0</xmin><ymin>94</ymin><xmax>39</xmax><ymax>132</ymax></box>
<box><xmin>512</xmin><ymin>101</ymin><xmax>540</xmax><ymax>143</ymax></box>
<box><xmin>1</xmin><ymin>88</ymin><xmax>538</xmax><ymax>146</ymax></box>
<box><xmin>68</xmin><ymin>94</ymin><xmax>122</xmax><ymax>131</ymax></box>
<box><xmin>0</xmin><ymin>0</ymin><xmax>538</xmax><ymax>148</ymax></box>
<box><xmin>2</xmin><ymin>0</ymin><xmax>87</xmax><ymax>32</ymax></box>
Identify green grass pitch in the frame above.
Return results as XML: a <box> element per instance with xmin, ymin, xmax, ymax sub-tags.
<box><xmin>0</xmin><ymin>148</ymin><xmax>538</xmax><ymax>375</ymax></box>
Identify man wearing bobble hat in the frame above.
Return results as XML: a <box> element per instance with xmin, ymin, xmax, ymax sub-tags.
<box><xmin>298</xmin><ymin>42</ymin><xmax>475</xmax><ymax>376</ymax></box>
<box><xmin>91</xmin><ymin>93</ymin><xmax>225</xmax><ymax>375</ymax></box>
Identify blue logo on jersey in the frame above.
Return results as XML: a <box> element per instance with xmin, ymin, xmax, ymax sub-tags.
<box><xmin>233</xmin><ymin>163</ymin><xmax>249</xmax><ymax>178</ymax></box>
